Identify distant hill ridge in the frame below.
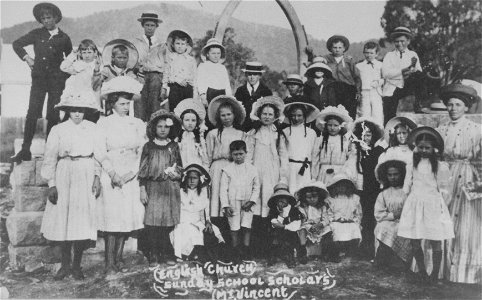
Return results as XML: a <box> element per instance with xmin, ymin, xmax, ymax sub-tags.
<box><xmin>1</xmin><ymin>2</ymin><xmax>375</xmax><ymax>72</ymax></box>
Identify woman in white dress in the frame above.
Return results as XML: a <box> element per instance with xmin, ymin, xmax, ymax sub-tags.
<box><xmin>41</xmin><ymin>91</ymin><xmax>103</xmax><ymax>280</ymax></box>
<box><xmin>97</xmin><ymin>77</ymin><xmax>145</xmax><ymax>274</ymax></box>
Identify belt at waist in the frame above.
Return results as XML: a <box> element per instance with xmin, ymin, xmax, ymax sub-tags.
<box><xmin>145</xmin><ymin>71</ymin><xmax>162</xmax><ymax>74</ymax></box>
<box><xmin>446</xmin><ymin>159</ymin><xmax>471</xmax><ymax>164</ymax></box>
<box><xmin>289</xmin><ymin>158</ymin><xmax>311</xmax><ymax>176</ymax></box>
<box><xmin>58</xmin><ymin>153</ymin><xmax>93</xmax><ymax>161</ymax></box>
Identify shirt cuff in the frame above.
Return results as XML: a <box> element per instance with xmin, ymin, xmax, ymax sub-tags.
<box><xmin>48</xmin><ymin>179</ymin><xmax>56</xmax><ymax>188</ymax></box>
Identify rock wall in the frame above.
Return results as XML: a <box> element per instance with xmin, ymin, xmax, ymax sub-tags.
<box><xmin>6</xmin><ymin>159</ymin><xmax>61</xmax><ymax>269</ymax></box>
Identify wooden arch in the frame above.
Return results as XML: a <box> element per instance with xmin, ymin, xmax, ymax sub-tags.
<box><xmin>213</xmin><ymin>0</ymin><xmax>308</xmax><ymax>74</ymax></box>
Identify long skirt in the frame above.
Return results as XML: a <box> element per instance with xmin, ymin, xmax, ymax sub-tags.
<box><xmin>41</xmin><ymin>158</ymin><xmax>97</xmax><ymax>241</ymax></box>
<box><xmin>209</xmin><ymin>159</ymin><xmax>230</xmax><ymax>217</ymax></box>
<box><xmin>97</xmin><ymin>151</ymin><xmax>144</xmax><ymax>232</ymax></box>
<box><xmin>144</xmin><ymin>179</ymin><xmax>180</xmax><ymax>227</ymax></box>
<box><xmin>375</xmin><ymin>221</ymin><xmax>411</xmax><ymax>262</ymax></box>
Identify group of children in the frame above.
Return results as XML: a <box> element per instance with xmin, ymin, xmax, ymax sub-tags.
<box><xmin>10</xmin><ymin>3</ymin><xmax>481</xmax><ymax>286</ymax></box>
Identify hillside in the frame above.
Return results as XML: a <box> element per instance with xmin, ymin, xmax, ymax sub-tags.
<box><xmin>1</xmin><ymin>2</ymin><xmax>376</xmax><ymax>72</ymax></box>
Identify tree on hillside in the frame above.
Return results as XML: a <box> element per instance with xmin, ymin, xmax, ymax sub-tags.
<box><xmin>381</xmin><ymin>0</ymin><xmax>482</xmax><ymax>85</ymax></box>
<box><xmin>194</xmin><ymin>28</ymin><xmax>285</xmax><ymax>97</ymax></box>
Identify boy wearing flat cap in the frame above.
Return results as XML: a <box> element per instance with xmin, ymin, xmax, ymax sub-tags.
<box><xmin>382</xmin><ymin>27</ymin><xmax>424</xmax><ymax>123</ymax></box>
<box><xmin>11</xmin><ymin>2</ymin><xmax>72</xmax><ymax>163</ymax></box>
<box><xmin>132</xmin><ymin>11</ymin><xmax>167</xmax><ymax>121</ymax></box>
<box><xmin>234</xmin><ymin>62</ymin><xmax>272</xmax><ymax>131</ymax></box>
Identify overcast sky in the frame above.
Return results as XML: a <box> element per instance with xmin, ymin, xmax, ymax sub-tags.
<box><xmin>1</xmin><ymin>0</ymin><xmax>387</xmax><ymax>42</ymax></box>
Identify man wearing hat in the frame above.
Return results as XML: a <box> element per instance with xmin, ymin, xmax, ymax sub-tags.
<box><xmin>132</xmin><ymin>11</ymin><xmax>166</xmax><ymax>121</ymax></box>
<box><xmin>382</xmin><ymin>26</ymin><xmax>424</xmax><ymax>123</ymax></box>
<box><xmin>11</xmin><ymin>2</ymin><xmax>73</xmax><ymax>163</ymax></box>
<box><xmin>234</xmin><ymin>62</ymin><xmax>272</xmax><ymax>132</ymax></box>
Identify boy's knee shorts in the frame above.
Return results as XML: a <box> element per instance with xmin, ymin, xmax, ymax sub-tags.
<box><xmin>227</xmin><ymin>200</ymin><xmax>254</xmax><ymax>231</ymax></box>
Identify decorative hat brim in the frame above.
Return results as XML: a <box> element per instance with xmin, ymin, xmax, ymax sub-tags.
<box><xmin>146</xmin><ymin>109</ymin><xmax>182</xmax><ymax>140</ymax></box>
<box><xmin>183</xmin><ymin>163</ymin><xmax>211</xmax><ymax>185</ymax></box>
<box><xmin>102</xmin><ymin>39</ymin><xmax>139</xmax><ymax>69</ymax></box>
<box><xmin>101</xmin><ymin>76</ymin><xmax>143</xmax><ymax>96</ymax></box>
<box><xmin>201</xmin><ymin>40</ymin><xmax>226</xmax><ymax>58</ymax></box>
<box><xmin>294</xmin><ymin>181</ymin><xmax>329</xmax><ymax>201</ymax></box>
<box><xmin>207</xmin><ymin>95</ymin><xmax>246</xmax><ymax>126</ymax></box>
<box><xmin>250</xmin><ymin>96</ymin><xmax>285</xmax><ymax>121</ymax></box>
<box><xmin>283</xmin><ymin>79</ymin><xmax>304</xmax><ymax>85</ymax></box>
<box><xmin>374</xmin><ymin>159</ymin><xmax>407</xmax><ymax>184</ymax></box>
<box><xmin>173</xmin><ymin>98</ymin><xmax>206</xmax><ymax>121</ymax></box>
<box><xmin>283</xmin><ymin>102</ymin><xmax>320</xmax><ymax>124</ymax></box>
<box><xmin>384</xmin><ymin>116</ymin><xmax>417</xmax><ymax>142</ymax></box>
<box><xmin>267</xmin><ymin>192</ymin><xmax>297</xmax><ymax>209</ymax></box>
<box><xmin>407</xmin><ymin>126</ymin><xmax>444</xmax><ymax>153</ymax></box>
<box><xmin>305</xmin><ymin>63</ymin><xmax>333</xmax><ymax>78</ymax></box>
<box><xmin>167</xmin><ymin>30</ymin><xmax>193</xmax><ymax>48</ymax></box>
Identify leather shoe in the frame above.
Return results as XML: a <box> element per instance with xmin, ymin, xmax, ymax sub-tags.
<box><xmin>10</xmin><ymin>149</ymin><xmax>32</xmax><ymax>164</ymax></box>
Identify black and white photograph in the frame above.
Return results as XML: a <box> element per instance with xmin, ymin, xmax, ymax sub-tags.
<box><xmin>0</xmin><ymin>0</ymin><xmax>481</xmax><ymax>298</ymax></box>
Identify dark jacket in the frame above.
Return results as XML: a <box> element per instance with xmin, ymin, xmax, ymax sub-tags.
<box><xmin>235</xmin><ymin>82</ymin><xmax>272</xmax><ymax>132</ymax></box>
<box><xmin>13</xmin><ymin>27</ymin><xmax>72</xmax><ymax>78</ymax></box>
<box><xmin>303</xmin><ymin>77</ymin><xmax>338</xmax><ymax>110</ymax></box>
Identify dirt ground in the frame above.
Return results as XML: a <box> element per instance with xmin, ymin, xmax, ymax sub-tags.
<box><xmin>1</xmin><ymin>249</ymin><xmax>481</xmax><ymax>299</ymax></box>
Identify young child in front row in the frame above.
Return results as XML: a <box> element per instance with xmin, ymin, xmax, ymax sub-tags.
<box><xmin>162</xmin><ymin>30</ymin><xmax>197</xmax><ymax>111</ymax></box>
<box><xmin>398</xmin><ymin>127</ymin><xmax>454</xmax><ymax>283</ymax></box>
<box><xmin>267</xmin><ymin>183</ymin><xmax>303</xmax><ymax>268</ymax></box>
<box><xmin>170</xmin><ymin>164</ymin><xmax>224</xmax><ymax>262</ymax></box>
<box><xmin>220</xmin><ymin>140</ymin><xmax>260</xmax><ymax>261</ymax></box>
<box><xmin>373</xmin><ymin>159</ymin><xmax>411</xmax><ymax>268</ymax></box>
<box><xmin>326</xmin><ymin>174</ymin><xmax>362</xmax><ymax>262</ymax></box>
<box><xmin>355</xmin><ymin>41</ymin><xmax>383</xmax><ymax>125</ymax></box>
<box><xmin>296</xmin><ymin>181</ymin><xmax>337</xmax><ymax>264</ymax></box>
<box><xmin>138</xmin><ymin>109</ymin><xmax>183</xmax><ymax>267</ymax></box>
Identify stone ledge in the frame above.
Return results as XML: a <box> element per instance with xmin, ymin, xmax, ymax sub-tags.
<box><xmin>13</xmin><ymin>186</ymin><xmax>48</xmax><ymax>212</ymax></box>
<box><xmin>10</xmin><ymin>158</ymin><xmax>48</xmax><ymax>187</ymax></box>
<box><xmin>8</xmin><ymin>244</ymin><xmax>61</xmax><ymax>268</ymax></box>
<box><xmin>6</xmin><ymin>211</ymin><xmax>46</xmax><ymax>247</ymax></box>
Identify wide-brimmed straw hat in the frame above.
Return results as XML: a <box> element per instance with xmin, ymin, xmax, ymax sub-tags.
<box><xmin>183</xmin><ymin>164</ymin><xmax>211</xmax><ymax>186</ymax></box>
<box><xmin>390</xmin><ymin>27</ymin><xmax>413</xmax><ymax>40</ymax></box>
<box><xmin>100</xmin><ymin>76</ymin><xmax>143</xmax><ymax>96</ymax></box>
<box><xmin>439</xmin><ymin>82</ymin><xmax>481</xmax><ymax>109</ymax></box>
<box><xmin>305</xmin><ymin>56</ymin><xmax>333</xmax><ymax>78</ymax></box>
<box><xmin>102</xmin><ymin>39</ymin><xmax>139</xmax><ymax>69</ymax></box>
<box><xmin>315</xmin><ymin>105</ymin><xmax>353</xmax><ymax>130</ymax></box>
<box><xmin>201</xmin><ymin>38</ymin><xmax>226</xmax><ymax>58</ymax></box>
<box><xmin>167</xmin><ymin>30</ymin><xmax>193</xmax><ymax>50</ymax></box>
<box><xmin>294</xmin><ymin>181</ymin><xmax>329</xmax><ymax>204</ymax></box>
<box><xmin>250</xmin><ymin>96</ymin><xmax>285</xmax><ymax>121</ymax></box>
<box><xmin>174</xmin><ymin>98</ymin><xmax>206</xmax><ymax>121</ymax></box>
<box><xmin>242</xmin><ymin>61</ymin><xmax>265</xmax><ymax>74</ymax></box>
<box><xmin>146</xmin><ymin>109</ymin><xmax>182</xmax><ymax>140</ymax></box>
<box><xmin>267</xmin><ymin>183</ymin><xmax>297</xmax><ymax>209</ymax></box>
<box><xmin>353</xmin><ymin>117</ymin><xmax>385</xmax><ymax>140</ymax></box>
<box><xmin>283</xmin><ymin>74</ymin><xmax>304</xmax><ymax>86</ymax></box>
<box><xmin>407</xmin><ymin>126</ymin><xmax>444</xmax><ymax>154</ymax></box>
<box><xmin>33</xmin><ymin>2</ymin><xmax>62</xmax><ymax>23</ymax></box>
<box><xmin>375</xmin><ymin>159</ymin><xmax>407</xmax><ymax>185</ymax></box>
<box><xmin>421</xmin><ymin>101</ymin><xmax>448</xmax><ymax>114</ymax></box>
<box><xmin>326</xmin><ymin>173</ymin><xmax>355</xmax><ymax>189</ymax></box>
<box><xmin>207</xmin><ymin>95</ymin><xmax>246</xmax><ymax>127</ymax></box>
<box><xmin>283</xmin><ymin>102</ymin><xmax>320</xmax><ymax>124</ymax></box>
<box><xmin>384</xmin><ymin>116</ymin><xmax>417</xmax><ymax>143</ymax></box>
<box><xmin>137</xmin><ymin>11</ymin><xmax>162</xmax><ymax>23</ymax></box>
<box><xmin>55</xmin><ymin>91</ymin><xmax>100</xmax><ymax>111</ymax></box>
<box><xmin>326</xmin><ymin>35</ymin><xmax>350</xmax><ymax>51</ymax></box>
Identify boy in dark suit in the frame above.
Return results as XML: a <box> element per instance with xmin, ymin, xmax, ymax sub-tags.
<box><xmin>11</xmin><ymin>2</ymin><xmax>72</xmax><ymax>163</ymax></box>
<box><xmin>234</xmin><ymin>62</ymin><xmax>272</xmax><ymax>132</ymax></box>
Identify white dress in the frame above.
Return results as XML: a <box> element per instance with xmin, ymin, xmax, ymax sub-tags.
<box><xmin>398</xmin><ymin>159</ymin><xmax>455</xmax><ymax>240</ymax></box>
<box><xmin>327</xmin><ymin>195</ymin><xmax>362</xmax><ymax>242</ymax></box>
<box><xmin>283</xmin><ymin>124</ymin><xmax>316</xmax><ymax>193</ymax></box>
<box><xmin>246</xmin><ymin>125</ymin><xmax>288</xmax><ymax>217</ymax></box>
<box><xmin>178</xmin><ymin>131</ymin><xmax>209</xmax><ymax>169</ymax></box>
<box><xmin>41</xmin><ymin>120</ymin><xmax>104</xmax><ymax>241</ymax></box>
<box><xmin>170</xmin><ymin>188</ymin><xmax>224</xmax><ymax>258</ymax></box>
<box><xmin>312</xmin><ymin>134</ymin><xmax>352</xmax><ymax>184</ymax></box>
<box><xmin>96</xmin><ymin>112</ymin><xmax>146</xmax><ymax>232</ymax></box>
<box><xmin>60</xmin><ymin>53</ymin><xmax>100</xmax><ymax>106</ymax></box>
<box><xmin>377</xmin><ymin>145</ymin><xmax>412</xmax><ymax>165</ymax></box>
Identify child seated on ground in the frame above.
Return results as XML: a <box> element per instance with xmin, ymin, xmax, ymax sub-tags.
<box><xmin>326</xmin><ymin>174</ymin><xmax>362</xmax><ymax>262</ymax></box>
<box><xmin>220</xmin><ymin>140</ymin><xmax>260</xmax><ymax>261</ymax></box>
<box><xmin>170</xmin><ymin>164</ymin><xmax>224</xmax><ymax>262</ymax></box>
<box><xmin>267</xmin><ymin>183</ymin><xmax>303</xmax><ymax>268</ymax></box>
<box><xmin>295</xmin><ymin>181</ymin><xmax>337</xmax><ymax>264</ymax></box>
<box><xmin>373</xmin><ymin>159</ymin><xmax>411</xmax><ymax>269</ymax></box>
